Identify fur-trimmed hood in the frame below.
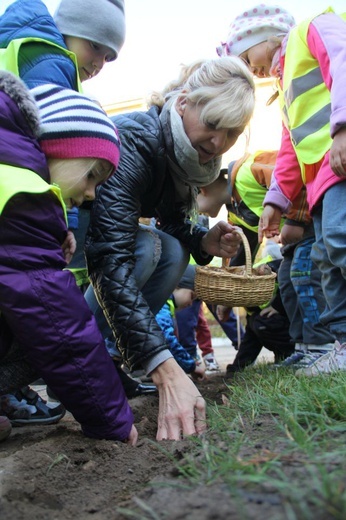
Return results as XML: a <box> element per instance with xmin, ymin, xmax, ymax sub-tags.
<box><xmin>0</xmin><ymin>71</ymin><xmax>49</xmax><ymax>180</ymax></box>
<box><xmin>0</xmin><ymin>70</ymin><xmax>40</xmax><ymax>136</ymax></box>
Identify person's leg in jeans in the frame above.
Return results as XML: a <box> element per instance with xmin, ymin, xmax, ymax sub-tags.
<box><xmin>139</xmin><ymin>226</ymin><xmax>190</xmax><ymax>315</ymax></box>
<box><xmin>278</xmin><ymin>245</ymin><xmax>303</xmax><ymax>346</ymax></box>
<box><xmin>278</xmin><ymin>238</ymin><xmax>334</xmax><ymax>368</ymax></box>
<box><xmin>291</xmin><ymin>237</ymin><xmax>335</xmax><ymax>347</ymax></box>
<box><xmin>311</xmin><ymin>186</ymin><xmax>346</xmax><ymax>343</ymax></box>
<box><xmin>297</xmin><ymin>183</ymin><xmax>346</xmax><ymax>375</ymax></box>
<box><xmin>84</xmin><ymin>224</ymin><xmax>189</xmax><ymax>392</ymax></box>
<box><xmin>85</xmin><ymin>225</ymin><xmax>189</xmax><ymax>338</ymax></box>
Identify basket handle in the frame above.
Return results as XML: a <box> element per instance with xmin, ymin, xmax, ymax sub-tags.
<box><xmin>221</xmin><ymin>230</ymin><xmax>252</xmax><ymax>276</ymax></box>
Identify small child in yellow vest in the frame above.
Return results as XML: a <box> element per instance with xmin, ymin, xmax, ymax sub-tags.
<box><xmin>218</xmin><ymin>4</ymin><xmax>346</xmax><ymax>376</ymax></box>
<box><xmin>0</xmin><ymin>73</ymin><xmax>137</xmax><ymax>444</ymax></box>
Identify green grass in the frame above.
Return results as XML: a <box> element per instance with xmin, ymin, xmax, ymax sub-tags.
<box><xmin>117</xmin><ymin>366</ymin><xmax>346</xmax><ymax>520</ymax></box>
<box><xmin>178</xmin><ymin>367</ymin><xmax>346</xmax><ymax>519</ymax></box>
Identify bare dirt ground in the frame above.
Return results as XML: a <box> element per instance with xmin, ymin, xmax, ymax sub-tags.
<box><xmin>0</xmin><ymin>373</ymin><xmax>336</xmax><ymax>520</ymax></box>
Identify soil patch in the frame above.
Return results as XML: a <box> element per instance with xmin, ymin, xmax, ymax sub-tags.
<box><xmin>0</xmin><ymin>374</ymin><xmax>338</xmax><ymax>519</ymax></box>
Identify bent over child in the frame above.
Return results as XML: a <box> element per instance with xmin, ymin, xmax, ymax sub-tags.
<box><xmin>0</xmin><ymin>72</ymin><xmax>137</xmax><ymax>444</ymax></box>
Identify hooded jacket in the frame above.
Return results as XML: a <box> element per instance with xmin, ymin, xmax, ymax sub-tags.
<box><xmin>0</xmin><ymin>0</ymin><xmax>78</xmax><ymax>89</ymax></box>
<box><xmin>85</xmin><ymin>106</ymin><xmax>212</xmax><ymax>371</ymax></box>
<box><xmin>0</xmin><ymin>71</ymin><xmax>133</xmax><ymax>441</ymax></box>
<box><xmin>263</xmin><ymin>11</ymin><xmax>346</xmax><ymax>213</ymax></box>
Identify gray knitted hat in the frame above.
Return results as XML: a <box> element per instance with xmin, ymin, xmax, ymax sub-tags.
<box><xmin>54</xmin><ymin>0</ymin><xmax>125</xmax><ymax>60</ymax></box>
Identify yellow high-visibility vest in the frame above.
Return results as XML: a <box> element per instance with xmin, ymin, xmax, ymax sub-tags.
<box><xmin>0</xmin><ymin>164</ymin><xmax>67</xmax><ymax>223</ymax></box>
<box><xmin>278</xmin><ymin>8</ymin><xmax>346</xmax><ymax>181</ymax></box>
<box><xmin>0</xmin><ymin>37</ymin><xmax>82</xmax><ymax>92</ymax></box>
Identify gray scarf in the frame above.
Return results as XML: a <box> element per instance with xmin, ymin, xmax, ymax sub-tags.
<box><xmin>160</xmin><ymin>97</ymin><xmax>221</xmax><ymax>228</ymax></box>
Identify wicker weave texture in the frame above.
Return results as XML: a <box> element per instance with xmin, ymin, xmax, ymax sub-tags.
<box><xmin>194</xmin><ymin>232</ymin><xmax>276</xmax><ymax>307</ymax></box>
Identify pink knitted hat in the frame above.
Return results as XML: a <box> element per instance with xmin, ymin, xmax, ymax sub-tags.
<box><xmin>217</xmin><ymin>3</ymin><xmax>296</xmax><ymax>57</ymax></box>
<box><xmin>30</xmin><ymin>84</ymin><xmax>121</xmax><ymax>172</ymax></box>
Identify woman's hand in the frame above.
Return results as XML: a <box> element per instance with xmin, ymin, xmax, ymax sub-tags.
<box><xmin>201</xmin><ymin>221</ymin><xmax>242</xmax><ymax>258</ymax></box>
<box><xmin>151</xmin><ymin>358</ymin><xmax>207</xmax><ymax>440</ymax></box>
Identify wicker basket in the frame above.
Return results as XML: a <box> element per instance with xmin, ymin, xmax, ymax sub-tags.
<box><xmin>195</xmin><ymin>231</ymin><xmax>276</xmax><ymax>308</ymax></box>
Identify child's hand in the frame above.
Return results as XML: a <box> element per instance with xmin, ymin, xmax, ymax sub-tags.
<box><xmin>330</xmin><ymin>127</ymin><xmax>346</xmax><ymax>177</ymax></box>
<box><xmin>191</xmin><ymin>364</ymin><xmax>206</xmax><ymax>381</ymax></box>
<box><xmin>260</xmin><ymin>306</ymin><xmax>278</xmax><ymax>318</ymax></box>
<box><xmin>62</xmin><ymin>230</ymin><xmax>76</xmax><ymax>264</ymax></box>
<box><xmin>125</xmin><ymin>424</ymin><xmax>138</xmax><ymax>446</ymax></box>
<box><xmin>258</xmin><ymin>205</ymin><xmax>282</xmax><ymax>243</ymax></box>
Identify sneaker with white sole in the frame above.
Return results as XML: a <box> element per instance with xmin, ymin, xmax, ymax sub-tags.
<box><xmin>203</xmin><ymin>353</ymin><xmax>220</xmax><ymax>372</ymax></box>
<box><xmin>296</xmin><ymin>342</ymin><xmax>346</xmax><ymax>377</ymax></box>
<box><xmin>273</xmin><ymin>350</ymin><xmax>306</xmax><ymax>368</ymax></box>
<box><xmin>273</xmin><ymin>342</ymin><xmax>334</xmax><ymax>369</ymax></box>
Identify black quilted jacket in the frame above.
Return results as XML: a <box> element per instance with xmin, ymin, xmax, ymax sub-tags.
<box><xmin>85</xmin><ymin>106</ymin><xmax>212</xmax><ymax>370</ymax></box>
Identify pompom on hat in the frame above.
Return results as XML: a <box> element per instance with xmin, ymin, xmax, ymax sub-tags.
<box><xmin>217</xmin><ymin>4</ymin><xmax>296</xmax><ymax>58</ymax></box>
<box><xmin>31</xmin><ymin>84</ymin><xmax>121</xmax><ymax>173</ymax></box>
<box><xmin>54</xmin><ymin>0</ymin><xmax>125</xmax><ymax>60</ymax></box>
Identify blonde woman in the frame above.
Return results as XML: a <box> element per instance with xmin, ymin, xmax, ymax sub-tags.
<box><xmin>85</xmin><ymin>56</ymin><xmax>256</xmax><ymax>440</ymax></box>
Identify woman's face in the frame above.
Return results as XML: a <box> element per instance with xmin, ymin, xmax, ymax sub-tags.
<box><xmin>240</xmin><ymin>41</ymin><xmax>272</xmax><ymax>78</ymax></box>
<box><xmin>49</xmin><ymin>158</ymin><xmax>112</xmax><ymax>209</ymax></box>
<box><xmin>176</xmin><ymin>98</ymin><xmax>243</xmax><ymax>165</ymax></box>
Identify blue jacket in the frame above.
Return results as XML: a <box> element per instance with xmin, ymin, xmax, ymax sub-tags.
<box><xmin>0</xmin><ymin>0</ymin><xmax>77</xmax><ymax>89</ymax></box>
<box><xmin>0</xmin><ymin>71</ymin><xmax>133</xmax><ymax>441</ymax></box>
<box><xmin>155</xmin><ymin>301</ymin><xmax>196</xmax><ymax>374</ymax></box>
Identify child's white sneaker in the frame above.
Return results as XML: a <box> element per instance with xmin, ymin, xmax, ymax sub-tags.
<box><xmin>296</xmin><ymin>341</ymin><xmax>346</xmax><ymax>377</ymax></box>
<box><xmin>203</xmin><ymin>353</ymin><xmax>220</xmax><ymax>372</ymax></box>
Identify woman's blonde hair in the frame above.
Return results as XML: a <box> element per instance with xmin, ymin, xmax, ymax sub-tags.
<box><xmin>149</xmin><ymin>56</ymin><xmax>255</xmax><ymax>131</ymax></box>
<box><xmin>148</xmin><ymin>59</ymin><xmax>206</xmax><ymax>107</ymax></box>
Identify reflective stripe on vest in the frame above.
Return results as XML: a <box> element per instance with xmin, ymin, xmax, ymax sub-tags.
<box><xmin>0</xmin><ymin>37</ymin><xmax>82</xmax><ymax>92</ymax></box>
<box><xmin>0</xmin><ymin>164</ymin><xmax>67</xmax><ymax>223</ymax></box>
<box><xmin>278</xmin><ymin>8</ymin><xmax>344</xmax><ymax>177</ymax></box>
<box><xmin>228</xmin><ymin>210</ymin><xmax>259</xmax><ymax>233</ymax></box>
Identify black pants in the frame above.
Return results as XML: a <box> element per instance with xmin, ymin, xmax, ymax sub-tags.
<box><xmin>0</xmin><ymin>315</ymin><xmax>38</xmax><ymax>393</ymax></box>
<box><xmin>227</xmin><ymin>311</ymin><xmax>294</xmax><ymax>372</ymax></box>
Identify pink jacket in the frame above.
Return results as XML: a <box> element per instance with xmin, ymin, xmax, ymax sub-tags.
<box><xmin>264</xmin><ymin>11</ymin><xmax>346</xmax><ymax>215</ymax></box>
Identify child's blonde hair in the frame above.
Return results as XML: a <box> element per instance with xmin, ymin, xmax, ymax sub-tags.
<box><xmin>48</xmin><ymin>158</ymin><xmax>112</xmax><ymax>192</ymax></box>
